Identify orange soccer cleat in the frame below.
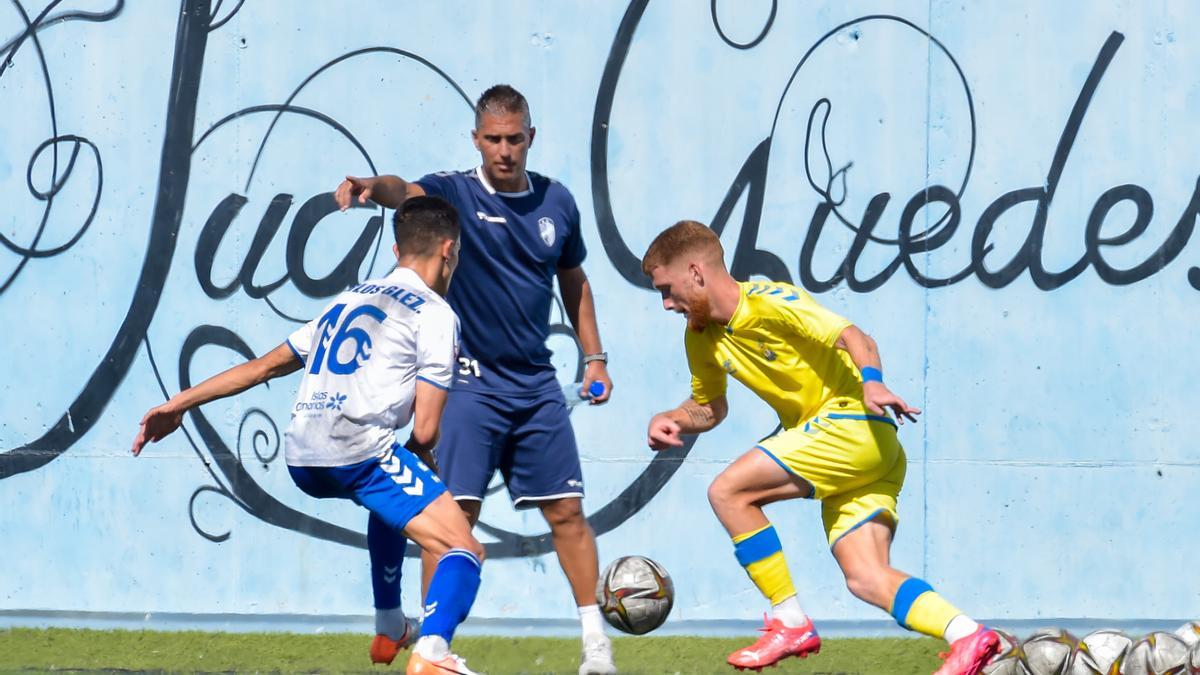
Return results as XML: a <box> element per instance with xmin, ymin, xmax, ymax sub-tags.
<box><xmin>369</xmin><ymin>617</ymin><xmax>419</xmax><ymax>665</ymax></box>
<box><xmin>726</xmin><ymin>615</ymin><xmax>821</xmax><ymax>671</ymax></box>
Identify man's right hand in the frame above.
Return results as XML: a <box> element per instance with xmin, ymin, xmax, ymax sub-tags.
<box><xmin>132</xmin><ymin>401</ymin><xmax>185</xmax><ymax>457</ymax></box>
<box><xmin>647</xmin><ymin>414</ymin><xmax>684</xmax><ymax>451</ymax></box>
<box><xmin>335</xmin><ymin>175</ymin><xmax>376</xmax><ymax>211</ymax></box>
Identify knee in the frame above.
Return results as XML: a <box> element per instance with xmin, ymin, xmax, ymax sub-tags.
<box><xmin>437</xmin><ymin>533</ymin><xmax>485</xmax><ymax>563</ymax></box>
<box><xmin>541</xmin><ymin>499</ymin><xmax>585</xmax><ymax>531</ymax></box>
<box><xmin>458</xmin><ymin>536</ymin><xmax>486</xmax><ymax>563</ymax></box>
<box><xmin>707</xmin><ymin>474</ymin><xmax>743</xmax><ymax>513</ymax></box>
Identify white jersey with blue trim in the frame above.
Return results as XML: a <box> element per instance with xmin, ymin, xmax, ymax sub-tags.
<box><xmin>283</xmin><ymin>266</ymin><xmax>459</xmax><ymax>468</ymax></box>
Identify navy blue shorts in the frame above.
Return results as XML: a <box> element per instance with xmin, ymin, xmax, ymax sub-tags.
<box><xmin>288</xmin><ymin>444</ymin><xmax>446</xmax><ymax>531</ymax></box>
<box><xmin>436</xmin><ymin>389</ymin><xmax>583</xmax><ymax>508</ymax></box>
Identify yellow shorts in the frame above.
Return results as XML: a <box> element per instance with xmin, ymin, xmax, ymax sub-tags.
<box><xmin>756</xmin><ymin>408</ymin><xmax>906</xmax><ymax>547</ymax></box>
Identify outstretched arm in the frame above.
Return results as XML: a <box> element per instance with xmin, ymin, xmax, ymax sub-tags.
<box><xmin>334</xmin><ymin>175</ymin><xmax>426</xmax><ymax>210</ymax></box>
<box><xmin>557</xmin><ymin>265</ymin><xmax>612</xmax><ymax>403</ymax></box>
<box><xmin>646</xmin><ymin>395</ymin><xmax>728</xmax><ymax>450</ymax></box>
<box><xmin>132</xmin><ymin>343</ymin><xmax>302</xmax><ymax>456</ymax></box>
<box><xmin>835</xmin><ymin>324</ymin><xmax>921</xmax><ymax>423</ymax></box>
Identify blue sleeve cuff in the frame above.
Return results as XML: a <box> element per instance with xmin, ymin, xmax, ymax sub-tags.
<box><xmin>416</xmin><ymin>375</ymin><xmax>451</xmax><ymax>391</ymax></box>
<box><xmin>285</xmin><ymin>339</ymin><xmax>305</xmax><ymax>364</ymax></box>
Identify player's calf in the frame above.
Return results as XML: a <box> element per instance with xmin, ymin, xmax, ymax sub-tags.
<box><xmin>841</xmin><ymin>563</ymin><xmax>908</xmax><ymax>611</ymax></box>
<box><xmin>401</xmin><ymin>494</ymin><xmax>486</xmax><ymax>672</ymax></box>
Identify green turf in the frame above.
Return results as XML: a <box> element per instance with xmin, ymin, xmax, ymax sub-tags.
<box><xmin>0</xmin><ymin>628</ymin><xmax>943</xmax><ymax>674</ymax></box>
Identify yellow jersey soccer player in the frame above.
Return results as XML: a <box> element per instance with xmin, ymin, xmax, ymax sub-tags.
<box><xmin>641</xmin><ymin>221</ymin><xmax>1000</xmax><ymax>675</ymax></box>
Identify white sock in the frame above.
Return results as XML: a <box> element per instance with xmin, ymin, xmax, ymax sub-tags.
<box><xmin>944</xmin><ymin>614</ymin><xmax>980</xmax><ymax>644</ymax></box>
<box><xmin>414</xmin><ymin>635</ymin><xmax>450</xmax><ymax>661</ymax></box>
<box><xmin>578</xmin><ymin>604</ymin><xmax>606</xmax><ymax>640</ymax></box>
<box><xmin>375</xmin><ymin>607</ymin><xmax>407</xmax><ymax>640</ymax></box>
<box><xmin>771</xmin><ymin>595</ymin><xmax>809</xmax><ymax>628</ymax></box>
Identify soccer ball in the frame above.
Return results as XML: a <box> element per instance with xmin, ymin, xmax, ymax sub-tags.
<box><xmin>1021</xmin><ymin>629</ymin><xmax>1077</xmax><ymax>675</ymax></box>
<box><xmin>1121</xmin><ymin>632</ymin><xmax>1189</xmax><ymax>675</ymax></box>
<box><xmin>983</xmin><ymin>630</ymin><xmax>1030</xmax><ymax>675</ymax></box>
<box><xmin>1066</xmin><ymin>638</ymin><xmax>1104</xmax><ymax>675</ymax></box>
<box><xmin>1176</xmin><ymin>622</ymin><xmax>1200</xmax><ymax>649</ymax></box>
<box><xmin>1081</xmin><ymin>629</ymin><xmax>1132</xmax><ymax>673</ymax></box>
<box><xmin>1187</xmin><ymin>642</ymin><xmax>1200</xmax><ymax>675</ymax></box>
<box><xmin>596</xmin><ymin>555</ymin><xmax>674</xmax><ymax>635</ymax></box>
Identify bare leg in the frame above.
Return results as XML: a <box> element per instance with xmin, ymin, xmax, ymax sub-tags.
<box><xmin>403</xmin><ymin>493</ymin><xmax>485</xmax><ymax>666</ymax></box>
<box><xmin>830</xmin><ymin>517</ymin><xmax>907</xmax><ymax>611</ymax></box>
<box><xmin>712</xmin><ymin>449</ymin><xmax>822</xmax><ymax>671</ymax></box>
<box><xmin>403</xmin><ymin>493</ymin><xmax>484</xmax><ymax>561</ymax></box>
<box><xmin>420</xmin><ymin>498</ymin><xmax>481</xmax><ymax>601</ymax></box>
<box><xmin>538</xmin><ymin>497</ymin><xmax>599</xmax><ymax>607</ymax></box>
<box><xmin>707</xmin><ymin>448</ymin><xmax>813</xmax><ymax>535</ymax></box>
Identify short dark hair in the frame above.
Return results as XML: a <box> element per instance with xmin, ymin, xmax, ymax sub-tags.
<box><xmin>474</xmin><ymin>84</ymin><xmax>531</xmax><ymax>128</ymax></box>
<box><xmin>392</xmin><ymin>196</ymin><xmax>460</xmax><ymax>256</ymax></box>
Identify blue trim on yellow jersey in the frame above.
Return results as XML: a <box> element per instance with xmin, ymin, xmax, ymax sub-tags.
<box><xmin>285</xmin><ymin>339</ymin><xmax>304</xmax><ymax>364</ymax></box>
<box><xmin>754</xmin><ymin>445</ymin><xmax>816</xmax><ymax>498</ymax></box>
<box><xmin>830</xmin><ymin>507</ymin><xmax>887</xmax><ymax>549</ymax></box>
<box><xmin>416</xmin><ymin>375</ymin><xmax>451</xmax><ymax>391</ymax></box>
<box><xmin>827</xmin><ymin>412</ymin><xmax>897</xmax><ymax>428</ymax></box>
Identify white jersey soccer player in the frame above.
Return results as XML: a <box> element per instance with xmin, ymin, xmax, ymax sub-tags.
<box><xmin>283</xmin><ymin>266</ymin><xmax>459</xmax><ymax>468</ymax></box>
<box><xmin>134</xmin><ymin>197</ymin><xmax>488</xmax><ymax>675</ymax></box>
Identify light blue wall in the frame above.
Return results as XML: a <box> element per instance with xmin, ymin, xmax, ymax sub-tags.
<box><xmin>2</xmin><ymin>1</ymin><xmax>1198</xmax><ymax>631</ymax></box>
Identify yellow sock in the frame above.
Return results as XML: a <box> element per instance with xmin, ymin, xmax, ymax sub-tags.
<box><xmin>732</xmin><ymin>525</ymin><xmax>796</xmax><ymax>605</ymax></box>
<box><xmin>889</xmin><ymin>577</ymin><xmax>962</xmax><ymax>639</ymax></box>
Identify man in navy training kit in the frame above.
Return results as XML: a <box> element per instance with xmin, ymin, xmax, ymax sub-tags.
<box><xmin>335</xmin><ymin>84</ymin><xmax>617</xmax><ymax>675</ymax></box>
<box><xmin>133</xmin><ymin>197</ymin><xmax>485</xmax><ymax>675</ymax></box>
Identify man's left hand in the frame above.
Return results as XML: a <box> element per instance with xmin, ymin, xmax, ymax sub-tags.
<box><xmin>583</xmin><ymin>361</ymin><xmax>613</xmax><ymax>405</ymax></box>
<box><xmin>863</xmin><ymin>381</ymin><xmax>921</xmax><ymax>424</ymax></box>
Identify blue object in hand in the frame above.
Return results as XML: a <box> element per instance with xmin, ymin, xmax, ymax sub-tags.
<box><xmin>563</xmin><ymin>380</ymin><xmax>606</xmax><ymax>408</ymax></box>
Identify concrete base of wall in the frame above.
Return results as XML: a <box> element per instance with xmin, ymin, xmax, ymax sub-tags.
<box><xmin>1</xmin><ymin>610</ymin><xmax>1190</xmax><ymax>639</ymax></box>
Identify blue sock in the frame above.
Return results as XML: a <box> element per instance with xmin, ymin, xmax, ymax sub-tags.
<box><xmin>368</xmin><ymin>513</ymin><xmax>405</xmax><ymax>610</ymax></box>
<box><xmin>420</xmin><ymin>548</ymin><xmax>482</xmax><ymax>643</ymax></box>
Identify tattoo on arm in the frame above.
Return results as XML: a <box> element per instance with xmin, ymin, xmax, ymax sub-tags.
<box><xmin>681</xmin><ymin>400</ymin><xmax>715</xmax><ymax>429</ymax></box>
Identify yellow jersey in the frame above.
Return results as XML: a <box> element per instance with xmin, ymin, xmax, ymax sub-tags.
<box><xmin>685</xmin><ymin>280</ymin><xmax>866</xmax><ymax>429</ymax></box>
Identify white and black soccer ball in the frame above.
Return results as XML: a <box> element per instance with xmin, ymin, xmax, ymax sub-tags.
<box><xmin>983</xmin><ymin>629</ymin><xmax>1031</xmax><ymax>675</ymax></box>
<box><xmin>1186</xmin><ymin>641</ymin><xmax>1200</xmax><ymax>675</ymax></box>
<box><xmin>596</xmin><ymin>555</ymin><xmax>674</xmax><ymax>635</ymax></box>
<box><xmin>1121</xmin><ymin>632</ymin><xmax>1189</xmax><ymax>675</ymax></box>
<box><xmin>1065</xmin><ymin>638</ymin><xmax>1104</xmax><ymax>675</ymax></box>
<box><xmin>1175</xmin><ymin>622</ymin><xmax>1200</xmax><ymax>649</ymax></box>
<box><xmin>1021</xmin><ymin>629</ymin><xmax>1078</xmax><ymax>675</ymax></box>
<box><xmin>1082</xmin><ymin>629</ymin><xmax>1133</xmax><ymax>674</ymax></box>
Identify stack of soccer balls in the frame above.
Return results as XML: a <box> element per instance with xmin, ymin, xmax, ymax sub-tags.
<box><xmin>983</xmin><ymin>621</ymin><xmax>1200</xmax><ymax>674</ymax></box>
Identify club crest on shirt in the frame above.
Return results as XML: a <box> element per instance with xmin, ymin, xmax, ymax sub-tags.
<box><xmin>757</xmin><ymin>341</ymin><xmax>777</xmax><ymax>362</ymax></box>
<box><xmin>537</xmin><ymin>217</ymin><xmax>556</xmax><ymax>246</ymax></box>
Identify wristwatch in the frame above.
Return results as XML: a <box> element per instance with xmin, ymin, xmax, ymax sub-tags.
<box><xmin>583</xmin><ymin>352</ymin><xmax>608</xmax><ymax>364</ymax></box>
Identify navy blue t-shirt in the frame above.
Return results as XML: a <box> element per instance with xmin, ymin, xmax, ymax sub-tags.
<box><xmin>415</xmin><ymin>167</ymin><xmax>586</xmax><ymax>396</ymax></box>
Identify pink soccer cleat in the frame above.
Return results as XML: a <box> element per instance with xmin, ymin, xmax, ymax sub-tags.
<box><xmin>933</xmin><ymin>627</ymin><xmax>1001</xmax><ymax>675</ymax></box>
<box><xmin>727</xmin><ymin>615</ymin><xmax>821</xmax><ymax>671</ymax></box>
